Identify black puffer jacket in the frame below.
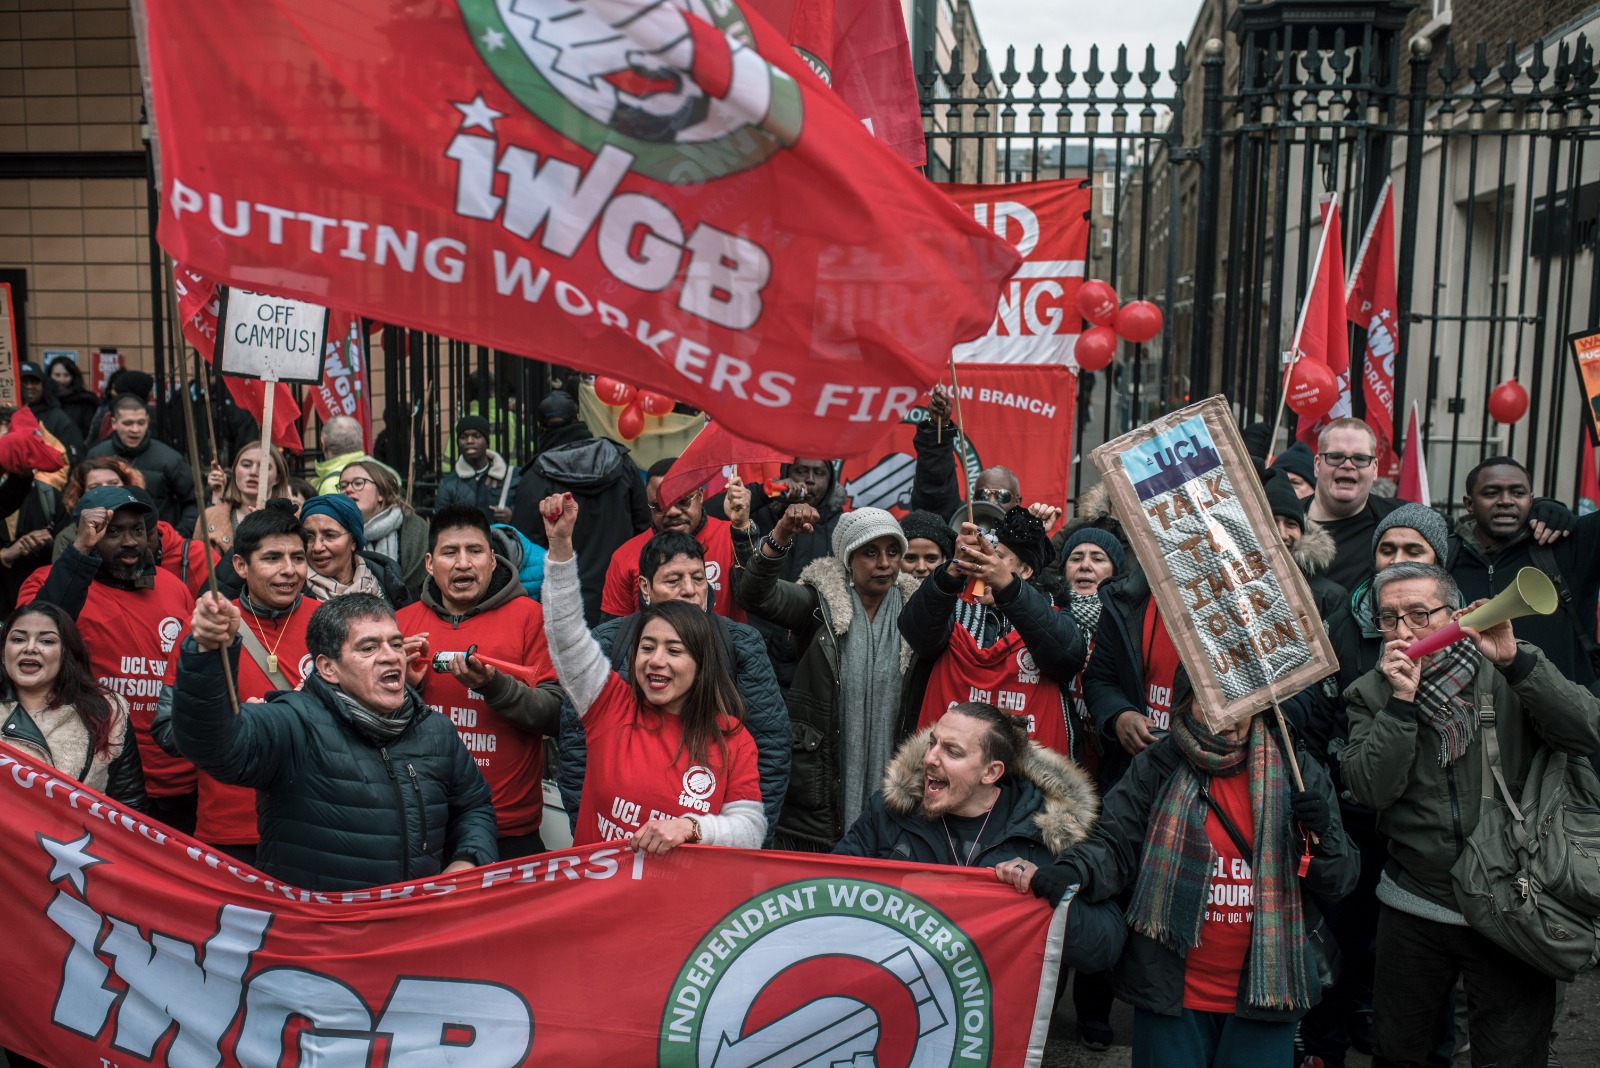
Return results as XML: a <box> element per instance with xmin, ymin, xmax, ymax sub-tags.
<box><xmin>836</xmin><ymin>727</ymin><xmax>1127</xmax><ymax>974</ymax></box>
<box><xmin>510</xmin><ymin>435</ymin><xmax>649</xmax><ymax>625</ymax></box>
<box><xmin>86</xmin><ymin>433</ymin><xmax>198</xmax><ymax>536</ymax></box>
<box><xmin>1050</xmin><ymin>728</ymin><xmax>1357</xmax><ymax>1021</ymax></box>
<box><xmin>170</xmin><ymin>638</ymin><xmax>497</xmax><ymax>891</ymax></box>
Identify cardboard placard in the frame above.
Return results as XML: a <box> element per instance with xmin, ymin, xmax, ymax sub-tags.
<box><xmin>216</xmin><ymin>286</ymin><xmax>329</xmax><ymax>383</ymax></box>
<box><xmin>1568</xmin><ymin>329</ymin><xmax>1600</xmax><ymax>447</ymax></box>
<box><xmin>0</xmin><ymin>284</ymin><xmax>19</xmax><ymax>410</ymax></box>
<box><xmin>1090</xmin><ymin>396</ymin><xmax>1339</xmax><ymax>731</ymax></box>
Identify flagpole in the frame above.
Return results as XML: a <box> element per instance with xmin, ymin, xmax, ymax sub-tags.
<box><xmin>947</xmin><ymin>354</ymin><xmax>986</xmax><ymax>599</ymax></box>
<box><xmin>1268</xmin><ymin>191</ymin><xmax>1340</xmax><ymax>464</ymax></box>
<box><xmin>1266</xmin><ymin>353</ymin><xmax>1299</xmax><ymax>465</ymax></box>
<box><xmin>1344</xmin><ymin>178</ymin><xmax>1391</xmax><ymax>305</ymax></box>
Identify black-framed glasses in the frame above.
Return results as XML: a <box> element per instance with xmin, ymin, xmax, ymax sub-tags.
<box><xmin>1374</xmin><ymin>605</ymin><xmax>1451</xmax><ymax>632</ymax></box>
<box><xmin>976</xmin><ymin>488</ymin><xmax>1016</xmax><ymax>505</ymax></box>
<box><xmin>1321</xmin><ymin>451</ymin><xmax>1376</xmax><ymax>470</ymax></box>
<box><xmin>338</xmin><ymin>476</ymin><xmax>375</xmax><ymax>493</ymax></box>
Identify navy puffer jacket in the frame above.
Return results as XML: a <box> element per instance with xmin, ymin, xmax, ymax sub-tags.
<box><xmin>171</xmin><ymin>637</ymin><xmax>497</xmax><ymax>891</ymax></box>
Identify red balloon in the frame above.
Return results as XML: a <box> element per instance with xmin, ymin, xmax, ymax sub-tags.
<box><xmin>1488</xmin><ymin>379</ymin><xmax>1530</xmax><ymax>424</ymax></box>
<box><xmin>1286</xmin><ymin>358</ymin><xmax>1338</xmax><ymax>418</ymax></box>
<box><xmin>593</xmin><ymin>376</ymin><xmax>636</xmax><ymax>408</ymax></box>
<box><xmin>638</xmin><ymin>390</ymin><xmax>675</xmax><ymax>416</ymax></box>
<box><xmin>1074</xmin><ymin>325</ymin><xmax>1119</xmax><ymax>371</ymax></box>
<box><xmin>1075</xmin><ymin>280</ymin><xmax>1120</xmax><ymax>326</ymax></box>
<box><xmin>615</xmin><ymin>401</ymin><xmax>645</xmax><ymax>440</ymax></box>
<box><xmin>1113</xmin><ymin>300</ymin><xmax>1164</xmax><ymax>344</ymax></box>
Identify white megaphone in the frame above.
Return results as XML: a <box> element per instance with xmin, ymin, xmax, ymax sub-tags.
<box><xmin>1403</xmin><ymin>566</ymin><xmax>1559</xmax><ymax>660</ymax></box>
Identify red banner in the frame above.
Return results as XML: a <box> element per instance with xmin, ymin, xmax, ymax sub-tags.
<box><xmin>753</xmin><ymin>0</ymin><xmax>925</xmax><ymax>167</ymax></box>
<box><xmin>144</xmin><ymin>0</ymin><xmax>1017</xmax><ymax>460</ymax></box>
<box><xmin>841</xmin><ymin>364</ymin><xmax>1077</xmax><ymax>515</ymax></box>
<box><xmin>0</xmin><ymin>743</ymin><xmax>1064</xmax><ymax>1066</ymax></box>
<box><xmin>310</xmin><ymin>313</ymin><xmax>374</xmax><ymax>452</ymax></box>
<box><xmin>937</xmin><ymin>181</ymin><xmax>1092</xmax><ymax>367</ymax></box>
<box><xmin>171</xmin><ymin>262</ymin><xmax>305</xmax><ymax>453</ymax></box>
<box><xmin>1346</xmin><ymin>179</ymin><xmax>1400</xmax><ymax>478</ymax></box>
<box><xmin>1294</xmin><ymin>198</ymin><xmax>1351</xmax><ymax>450</ymax></box>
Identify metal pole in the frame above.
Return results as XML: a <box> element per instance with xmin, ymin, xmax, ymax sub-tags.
<box><xmin>1392</xmin><ymin>36</ymin><xmax>1432</xmax><ymax>431</ymax></box>
<box><xmin>1190</xmin><ymin>39</ymin><xmax>1226</xmax><ymax>400</ymax></box>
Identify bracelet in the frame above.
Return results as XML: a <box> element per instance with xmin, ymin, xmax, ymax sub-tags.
<box><xmin>762</xmin><ymin>533</ymin><xmax>791</xmax><ymax>557</ymax></box>
<box><xmin>683</xmin><ymin>815</ymin><xmax>702</xmax><ymax>843</ymax></box>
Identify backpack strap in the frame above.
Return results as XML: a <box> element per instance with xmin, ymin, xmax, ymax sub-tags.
<box><xmin>1197</xmin><ymin>776</ymin><xmax>1254</xmax><ymax>860</ymax></box>
<box><xmin>1528</xmin><ymin>540</ymin><xmax>1600</xmax><ymax>672</ymax></box>
<box><xmin>1477</xmin><ymin>688</ymin><xmax>1527</xmax><ymax>832</ymax></box>
<box><xmin>608</xmin><ymin>616</ymin><xmax>638</xmax><ymax>677</ymax></box>
<box><xmin>237</xmin><ymin>624</ymin><xmax>294</xmax><ymax>692</ymax></box>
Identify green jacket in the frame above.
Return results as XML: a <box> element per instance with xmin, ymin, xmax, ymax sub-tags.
<box><xmin>313</xmin><ymin>450</ymin><xmax>370</xmax><ymax>495</ymax></box>
<box><xmin>1342</xmin><ymin>643</ymin><xmax>1600</xmax><ymax>911</ymax></box>
<box><xmin>739</xmin><ymin>547</ymin><xmax>922</xmax><ymax>848</ymax></box>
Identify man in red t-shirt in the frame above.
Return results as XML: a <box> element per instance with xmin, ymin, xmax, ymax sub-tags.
<box><xmin>26</xmin><ymin>485</ymin><xmax>197</xmax><ymax>832</ymax></box>
<box><xmin>397</xmin><ymin>504</ymin><xmax>562</xmax><ymax>859</ymax></box>
<box><xmin>599</xmin><ymin>456</ymin><xmax>745</xmax><ymax>622</ymax></box>
<box><xmin>152</xmin><ymin>500</ymin><xmax>316</xmax><ymax>865</ymax></box>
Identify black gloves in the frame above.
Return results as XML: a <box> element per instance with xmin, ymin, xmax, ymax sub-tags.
<box><xmin>1029</xmin><ymin>859</ymin><xmax>1085</xmax><ymax>908</ymax></box>
<box><xmin>1529</xmin><ymin>498</ymin><xmax>1577</xmax><ymax>536</ymax></box>
<box><xmin>1290</xmin><ymin>789</ymin><xmax>1332</xmax><ymax>842</ymax></box>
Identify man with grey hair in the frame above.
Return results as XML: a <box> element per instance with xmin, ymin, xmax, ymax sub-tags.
<box><xmin>172</xmin><ymin>591</ymin><xmax>498</xmax><ymax>890</ymax></box>
<box><xmin>1342</xmin><ymin>561</ymin><xmax>1600</xmax><ymax>1067</ymax></box>
<box><xmin>312</xmin><ymin>415</ymin><xmax>369</xmax><ymax>494</ymax></box>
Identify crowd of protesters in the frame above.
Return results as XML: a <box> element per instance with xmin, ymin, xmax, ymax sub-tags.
<box><xmin>3</xmin><ymin>366</ymin><xmax>1599</xmax><ymax>1068</ymax></box>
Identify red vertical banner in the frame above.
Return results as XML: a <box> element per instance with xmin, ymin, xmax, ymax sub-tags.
<box><xmin>1347</xmin><ymin>179</ymin><xmax>1400</xmax><ymax>477</ymax></box>
<box><xmin>840</xmin><ymin>365</ymin><xmax>1078</xmax><ymax>515</ymax></box>
<box><xmin>310</xmin><ymin>313</ymin><xmax>374</xmax><ymax>450</ymax></box>
<box><xmin>0</xmin><ymin>743</ymin><xmax>1066</xmax><ymax>1067</ymax></box>
<box><xmin>937</xmin><ymin>180</ymin><xmax>1094</xmax><ymax>368</ymax></box>
<box><xmin>1294</xmin><ymin>198</ymin><xmax>1351</xmax><ymax>449</ymax></box>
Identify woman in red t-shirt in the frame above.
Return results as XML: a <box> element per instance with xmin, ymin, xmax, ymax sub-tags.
<box><xmin>539</xmin><ymin>493</ymin><xmax>764</xmax><ymax>853</ymax></box>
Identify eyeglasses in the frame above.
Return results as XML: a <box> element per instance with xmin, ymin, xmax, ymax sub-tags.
<box><xmin>649</xmin><ymin>489</ymin><xmax>702</xmax><ymax>514</ymax></box>
<box><xmin>1374</xmin><ymin>605</ymin><xmax>1451</xmax><ymax>631</ymax></box>
<box><xmin>976</xmin><ymin>488</ymin><xmax>1016</xmax><ymax>505</ymax></box>
<box><xmin>338</xmin><ymin>477</ymin><xmax>374</xmax><ymax>493</ymax></box>
<box><xmin>1321</xmin><ymin>452</ymin><xmax>1376</xmax><ymax>470</ymax></box>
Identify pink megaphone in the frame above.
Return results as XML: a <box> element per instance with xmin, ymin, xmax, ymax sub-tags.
<box><xmin>1402</xmin><ymin>566</ymin><xmax>1558</xmax><ymax>660</ymax></box>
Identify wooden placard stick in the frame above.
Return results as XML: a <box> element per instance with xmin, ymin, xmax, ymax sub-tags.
<box><xmin>947</xmin><ymin>355</ymin><xmax>986</xmax><ymax>599</ymax></box>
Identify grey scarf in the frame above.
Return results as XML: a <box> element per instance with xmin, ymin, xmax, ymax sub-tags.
<box><xmin>332</xmin><ymin>686</ymin><xmax>419</xmax><ymax>744</ymax></box>
<box><xmin>365</xmin><ymin>505</ymin><xmax>405</xmax><ymax>564</ymax></box>
<box><xmin>837</xmin><ymin>584</ymin><xmax>906</xmax><ymax>831</ymax></box>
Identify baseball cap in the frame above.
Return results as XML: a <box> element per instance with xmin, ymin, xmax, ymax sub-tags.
<box><xmin>18</xmin><ymin>361</ymin><xmax>43</xmax><ymax>381</ymax></box>
<box><xmin>75</xmin><ymin>485</ymin><xmax>155</xmax><ymax>519</ymax></box>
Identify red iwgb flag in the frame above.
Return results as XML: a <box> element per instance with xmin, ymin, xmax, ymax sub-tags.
<box><xmin>0</xmin><ymin>742</ymin><xmax>1066</xmax><ymax>1066</ymax></box>
<box><xmin>310</xmin><ymin>313</ymin><xmax>373</xmax><ymax>452</ymax></box>
<box><xmin>1346</xmin><ymin>178</ymin><xmax>1400</xmax><ymax>479</ymax></box>
<box><xmin>1397</xmin><ymin>400</ymin><xmax>1431</xmax><ymax>506</ymax></box>
<box><xmin>750</xmin><ymin>0</ymin><xmax>925</xmax><ymax>167</ymax></box>
<box><xmin>659</xmin><ymin>420</ymin><xmax>791</xmax><ymax>508</ymax></box>
<box><xmin>145</xmin><ymin>0</ymin><xmax>1018</xmax><ymax>460</ymax></box>
<box><xmin>171</xmin><ymin>262</ymin><xmax>304</xmax><ymax>453</ymax></box>
<box><xmin>1293</xmin><ymin>196</ymin><xmax>1351</xmax><ymax>449</ymax></box>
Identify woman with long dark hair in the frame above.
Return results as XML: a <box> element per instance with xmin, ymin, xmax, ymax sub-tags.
<box><xmin>0</xmin><ymin>601</ymin><xmax>144</xmax><ymax>805</ymax></box>
<box><xmin>540</xmin><ymin>492</ymin><xmax>763</xmax><ymax>852</ymax></box>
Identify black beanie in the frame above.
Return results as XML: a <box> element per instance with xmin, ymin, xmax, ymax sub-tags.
<box><xmin>996</xmin><ymin>507</ymin><xmax>1053</xmax><ymax>574</ymax></box>
<box><xmin>455</xmin><ymin>414</ymin><xmax>491</xmax><ymax>439</ymax></box>
<box><xmin>1270</xmin><ymin>441</ymin><xmax>1316</xmax><ymax>489</ymax></box>
<box><xmin>899</xmin><ymin>510</ymin><xmax>955</xmax><ymax>561</ymax></box>
<box><xmin>1262</xmin><ymin>469</ymin><xmax>1304</xmax><ymax>528</ymax></box>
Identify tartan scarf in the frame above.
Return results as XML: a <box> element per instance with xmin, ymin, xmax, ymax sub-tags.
<box><xmin>1415</xmin><ymin>640</ymin><xmax>1480</xmax><ymax>766</ymax></box>
<box><xmin>1126</xmin><ymin>713</ymin><xmax>1314</xmax><ymax>1011</ymax></box>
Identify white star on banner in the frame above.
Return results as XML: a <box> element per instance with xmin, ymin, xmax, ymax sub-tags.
<box><xmin>480</xmin><ymin>27</ymin><xmax>507</xmax><ymax>52</ymax></box>
<box><xmin>454</xmin><ymin>93</ymin><xmax>504</xmax><ymax>134</ymax></box>
<box><xmin>39</xmin><ymin>831</ymin><xmax>106</xmax><ymax>895</ymax></box>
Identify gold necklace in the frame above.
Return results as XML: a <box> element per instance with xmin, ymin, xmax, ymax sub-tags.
<box><xmin>244</xmin><ymin>600</ymin><xmax>291</xmax><ymax>675</ymax></box>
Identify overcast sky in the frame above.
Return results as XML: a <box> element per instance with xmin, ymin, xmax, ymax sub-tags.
<box><xmin>969</xmin><ymin>0</ymin><xmax>1201</xmax><ymax>86</ymax></box>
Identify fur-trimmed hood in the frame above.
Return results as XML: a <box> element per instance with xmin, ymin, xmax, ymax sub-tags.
<box><xmin>797</xmin><ymin>555</ymin><xmax>921</xmax><ymax>674</ymax></box>
<box><xmin>1291</xmin><ymin>518</ymin><xmax>1336</xmax><ymax>577</ymax></box>
<box><xmin>878</xmin><ymin>728</ymin><xmax>1100</xmax><ymax>854</ymax></box>
<box><xmin>1075</xmin><ymin>481</ymin><xmax>1114</xmax><ymax>523</ymax></box>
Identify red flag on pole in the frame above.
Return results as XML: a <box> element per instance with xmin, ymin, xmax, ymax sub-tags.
<box><xmin>309</xmin><ymin>313</ymin><xmax>374</xmax><ymax>452</ymax></box>
<box><xmin>1397</xmin><ymin>400</ymin><xmax>1430</xmax><ymax>506</ymax></box>
<box><xmin>752</xmin><ymin>0</ymin><xmax>925</xmax><ymax>167</ymax></box>
<box><xmin>143</xmin><ymin>0</ymin><xmax>1018</xmax><ymax>460</ymax></box>
<box><xmin>658</xmin><ymin>420</ymin><xmax>792</xmax><ymax>508</ymax></box>
<box><xmin>1293</xmin><ymin>197</ymin><xmax>1351</xmax><ymax>449</ymax></box>
<box><xmin>1346</xmin><ymin>178</ymin><xmax>1400</xmax><ymax>478</ymax></box>
<box><xmin>171</xmin><ymin>262</ymin><xmax>304</xmax><ymax>454</ymax></box>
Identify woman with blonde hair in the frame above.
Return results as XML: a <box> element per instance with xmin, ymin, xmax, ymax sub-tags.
<box><xmin>201</xmin><ymin>442</ymin><xmax>290</xmax><ymax>555</ymax></box>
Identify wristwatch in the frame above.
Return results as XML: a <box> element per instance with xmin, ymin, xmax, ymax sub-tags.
<box><xmin>683</xmin><ymin>815</ymin><xmax>702</xmax><ymax>843</ymax></box>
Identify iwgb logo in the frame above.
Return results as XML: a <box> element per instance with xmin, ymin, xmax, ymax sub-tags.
<box><xmin>659</xmin><ymin>878</ymin><xmax>994</xmax><ymax>1066</ymax></box>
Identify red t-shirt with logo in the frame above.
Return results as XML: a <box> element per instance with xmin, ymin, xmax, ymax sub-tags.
<box><xmin>1183</xmin><ymin>771</ymin><xmax>1255</xmax><ymax>1012</ymax></box>
<box><xmin>160</xmin><ymin>596</ymin><xmax>317</xmax><ymax>845</ymax></box>
<box><xmin>1141</xmin><ymin>604</ymin><xmax>1182</xmax><ymax>733</ymax></box>
<box><xmin>21</xmin><ymin>563</ymin><xmax>197</xmax><ymax>796</ymax></box>
<box><xmin>397</xmin><ymin>593</ymin><xmax>555</xmax><ymax>838</ymax></box>
<box><xmin>574</xmin><ymin>673</ymin><xmax>761</xmax><ymax>847</ymax></box>
<box><xmin>599</xmin><ymin>516</ymin><xmax>745</xmax><ymax>622</ymax></box>
<box><xmin>916</xmin><ymin>597</ymin><xmax>1071</xmax><ymax>756</ymax></box>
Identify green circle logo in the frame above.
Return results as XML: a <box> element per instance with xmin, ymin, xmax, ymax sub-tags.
<box><xmin>458</xmin><ymin>0</ymin><xmax>804</xmax><ymax>184</ymax></box>
<box><xmin>659</xmin><ymin>878</ymin><xmax>994</xmax><ymax>1067</ymax></box>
